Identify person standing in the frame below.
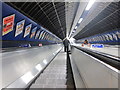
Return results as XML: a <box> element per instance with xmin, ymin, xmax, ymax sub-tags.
<box><xmin>82</xmin><ymin>39</ymin><xmax>90</xmax><ymax>47</ymax></box>
<box><xmin>63</xmin><ymin>39</ymin><xmax>70</xmax><ymax>52</ymax></box>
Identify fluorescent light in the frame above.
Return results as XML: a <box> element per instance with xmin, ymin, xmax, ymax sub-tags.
<box><xmin>66</xmin><ymin>36</ymin><xmax>70</xmax><ymax>40</ymax></box>
<box><xmin>78</xmin><ymin>18</ymin><xmax>83</xmax><ymax>23</ymax></box>
<box><xmin>85</xmin><ymin>0</ymin><xmax>96</xmax><ymax>10</ymax></box>
<box><xmin>35</xmin><ymin>64</ymin><xmax>42</xmax><ymax>71</ymax></box>
<box><xmin>43</xmin><ymin>59</ymin><xmax>47</xmax><ymax>64</ymax></box>
<box><xmin>72</xmin><ymin>30</ymin><xmax>76</xmax><ymax>33</ymax></box>
<box><xmin>75</xmin><ymin>26</ymin><xmax>77</xmax><ymax>29</ymax></box>
<box><xmin>53</xmin><ymin>53</ymin><xmax>55</xmax><ymax>55</ymax></box>
<box><xmin>21</xmin><ymin>72</ymin><xmax>34</xmax><ymax>84</ymax></box>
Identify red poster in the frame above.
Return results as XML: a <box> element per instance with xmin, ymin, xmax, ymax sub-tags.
<box><xmin>2</xmin><ymin>14</ymin><xmax>15</xmax><ymax>36</ymax></box>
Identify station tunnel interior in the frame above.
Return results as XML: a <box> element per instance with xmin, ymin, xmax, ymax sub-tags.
<box><xmin>0</xmin><ymin>0</ymin><xmax>120</xmax><ymax>89</ymax></box>
<box><xmin>1</xmin><ymin>1</ymin><xmax>120</xmax><ymax>47</ymax></box>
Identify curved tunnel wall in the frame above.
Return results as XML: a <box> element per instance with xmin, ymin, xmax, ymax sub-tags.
<box><xmin>75</xmin><ymin>2</ymin><xmax>120</xmax><ymax>45</ymax></box>
<box><xmin>1</xmin><ymin>2</ymin><xmax>61</xmax><ymax>48</ymax></box>
<box><xmin>76</xmin><ymin>30</ymin><xmax>120</xmax><ymax>45</ymax></box>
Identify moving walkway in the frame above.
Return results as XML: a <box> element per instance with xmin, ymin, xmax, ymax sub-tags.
<box><xmin>1</xmin><ymin>45</ymin><xmax>119</xmax><ymax>89</ymax></box>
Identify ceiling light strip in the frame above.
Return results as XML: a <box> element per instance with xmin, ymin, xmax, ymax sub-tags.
<box><xmin>69</xmin><ymin>0</ymin><xmax>96</xmax><ymax>38</ymax></box>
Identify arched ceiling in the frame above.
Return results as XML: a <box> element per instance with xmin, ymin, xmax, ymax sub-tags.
<box><xmin>74</xmin><ymin>2</ymin><xmax>120</xmax><ymax>40</ymax></box>
<box><xmin>6</xmin><ymin>2</ymin><xmax>67</xmax><ymax>39</ymax></box>
<box><xmin>5</xmin><ymin>1</ymin><xmax>119</xmax><ymax>40</ymax></box>
<box><xmin>6</xmin><ymin>1</ymin><xmax>79</xmax><ymax>40</ymax></box>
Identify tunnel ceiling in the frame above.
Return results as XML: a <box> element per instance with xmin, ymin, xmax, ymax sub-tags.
<box><xmin>74</xmin><ymin>2</ymin><xmax>120</xmax><ymax>40</ymax></box>
<box><xmin>5</xmin><ymin>1</ymin><xmax>119</xmax><ymax>40</ymax></box>
<box><xmin>6</xmin><ymin>2</ymin><xmax>66</xmax><ymax>40</ymax></box>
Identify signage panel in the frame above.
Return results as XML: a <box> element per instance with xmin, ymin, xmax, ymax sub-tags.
<box><xmin>30</xmin><ymin>27</ymin><xmax>37</xmax><ymax>38</ymax></box>
<box><xmin>24</xmin><ymin>24</ymin><xmax>32</xmax><ymax>38</ymax></box>
<box><xmin>15</xmin><ymin>20</ymin><xmax>25</xmax><ymax>37</ymax></box>
<box><xmin>2</xmin><ymin>14</ymin><xmax>15</xmax><ymax>36</ymax></box>
<box><xmin>91</xmin><ymin>44</ymin><xmax>104</xmax><ymax>48</ymax></box>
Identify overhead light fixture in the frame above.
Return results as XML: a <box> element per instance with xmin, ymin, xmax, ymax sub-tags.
<box><xmin>85</xmin><ymin>0</ymin><xmax>96</xmax><ymax>10</ymax></box>
<box><xmin>78</xmin><ymin>18</ymin><xmax>83</xmax><ymax>24</ymax></box>
<box><xmin>66</xmin><ymin>36</ymin><xmax>70</xmax><ymax>40</ymax></box>
<box><xmin>75</xmin><ymin>26</ymin><xmax>78</xmax><ymax>29</ymax></box>
<box><xmin>43</xmin><ymin>59</ymin><xmax>47</xmax><ymax>64</ymax></box>
<box><xmin>73</xmin><ymin>29</ymin><xmax>76</xmax><ymax>32</ymax></box>
<box><xmin>35</xmin><ymin>64</ymin><xmax>42</xmax><ymax>71</ymax></box>
<box><xmin>21</xmin><ymin>72</ymin><xmax>34</xmax><ymax>84</ymax></box>
<box><xmin>72</xmin><ymin>31</ymin><xmax>75</xmax><ymax>33</ymax></box>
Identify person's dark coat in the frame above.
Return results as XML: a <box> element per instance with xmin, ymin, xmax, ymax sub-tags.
<box><xmin>63</xmin><ymin>39</ymin><xmax>69</xmax><ymax>46</ymax></box>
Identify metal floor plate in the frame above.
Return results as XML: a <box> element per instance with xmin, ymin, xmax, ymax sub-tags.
<box><xmin>30</xmin><ymin>50</ymin><xmax>67</xmax><ymax>88</ymax></box>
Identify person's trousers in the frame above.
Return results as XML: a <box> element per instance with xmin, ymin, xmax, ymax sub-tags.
<box><xmin>64</xmin><ymin>46</ymin><xmax>68</xmax><ymax>52</ymax></box>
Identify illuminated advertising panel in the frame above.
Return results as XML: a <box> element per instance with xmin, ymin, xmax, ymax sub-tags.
<box><xmin>43</xmin><ymin>33</ymin><xmax>48</xmax><ymax>40</ymax></box>
<box><xmin>112</xmin><ymin>33</ymin><xmax>118</xmax><ymax>40</ymax></box>
<box><xmin>30</xmin><ymin>27</ymin><xmax>37</xmax><ymax>38</ymax></box>
<box><xmin>47</xmin><ymin>34</ymin><xmax>50</xmax><ymax>40</ymax></box>
<box><xmin>39</xmin><ymin>31</ymin><xmax>44</xmax><ymax>39</ymax></box>
<box><xmin>15</xmin><ymin>20</ymin><xmax>25</xmax><ymax>37</ymax></box>
<box><xmin>41</xmin><ymin>32</ymin><xmax>46</xmax><ymax>40</ymax></box>
<box><xmin>2</xmin><ymin>14</ymin><xmax>15</xmax><ymax>36</ymax></box>
<box><xmin>35</xmin><ymin>30</ymin><xmax>41</xmax><ymax>39</ymax></box>
<box><xmin>116</xmin><ymin>31</ymin><xmax>120</xmax><ymax>39</ymax></box>
<box><xmin>45</xmin><ymin>33</ymin><xmax>49</xmax><ymax>40</ymax></box>
<box><xmin>43</xmin><ymin>33</ymin><xmax>46</xmax><ymax>40</ymax></box>
<box><xmin>24</xmin><ymin>24</ymin><xmax>32</xmax><ymax>38</ymax></box>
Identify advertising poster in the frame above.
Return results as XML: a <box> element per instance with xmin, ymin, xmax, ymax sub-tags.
<box><xmin>46</xmin><ymin>34</ymin><xmax>49</xmax><ymax>40</ymax></box>
<box><xmin>107</xmin><ymin>34</ymin><xmax>113</xmax><ymax>41</ymax></box>
<box><xmin>15</xmin><ymin>20</ymin><xmax>25</xmax><ymax>37</ymax></box>
<box><xmin>24</xmin><ymin>24</ymin><xmax>32</xmax><ymax>38</ymax></box>
<box><xmin>41</xmin><ymin>32</ymin><xmax>46</xmax><ymax>40</ymax></box>
<box><xmin>45</xmin><ymin>34</ymin><xmax>48</xmax><ymax>40</ymax></box>
<box><xmin>112</xmin><ymin>33</ymin><xmax>118</xmax><ymax>40</ymax></box>
<box><xmin>45</xmin><ymin>33</ymin><xmax>49</xmax><ymax>40</ymax></box>
<box><xmin>35</xmin><ymin>30</ymin><xmax>40</xmax><ymax>39</ymax></box>
<box><xmin>116</xmin><ymin>31</ymin><xmax>120</xmax><ymax>39</ymax></box>
<box><xmin>2</xmin><ymin>14</ymin><xmax>15</xmax><ymax>36</ymax></box>
<box><xmin>30</xmin><ymin>27</ymin><xmax>37</xmax><ymax>38</ymax></box>
<box><xmin>43</xmin><ymin>33</ymin><xmax>47</xmax><ymax>40</ymax></box>
<box><xmin>39</xmin><ymin>31</ymin><xmax>44</xmax><ymax>39</ymax></box>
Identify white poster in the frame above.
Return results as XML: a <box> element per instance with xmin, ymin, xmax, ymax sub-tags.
<box><xmin>30</xmin><ymin>27</ymin><xmax>37</xmax><ymax>38</ymax></box>
<box><xmin>24</xmin><ymin>24</ymin><xmax>32</xmax><ymax>38</ymax></box>
<box><xmin>35</xmin><ymin>30</ymin><xmax>40</xmax><ymax>39</ymax></box>
<box><xmin>15</xmin><ymin>20</ymin><xmax>25</xmax><ymax>37</ymax></box>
